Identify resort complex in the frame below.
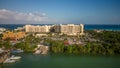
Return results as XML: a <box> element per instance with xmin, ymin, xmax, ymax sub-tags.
<box><xmin>0</xmin><ymin>24</ymin><xmax>120</xmax><ymax>64</ymax></box>
<box><xmin>0</xmin><ymin>0</ymin><xmax>120</xmax><ymax>67</ymax></box>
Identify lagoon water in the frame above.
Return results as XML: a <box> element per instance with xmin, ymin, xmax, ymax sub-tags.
<box><xmin>1</xmin><ymin>53</ymin><xmax>120</xmax><ymax>68</ymax></box>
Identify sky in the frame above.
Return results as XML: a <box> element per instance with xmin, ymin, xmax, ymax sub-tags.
<box><xmin>0</xmin><ymin>0</ymin><xmax>120</xmax><ymax>24</ymax></box>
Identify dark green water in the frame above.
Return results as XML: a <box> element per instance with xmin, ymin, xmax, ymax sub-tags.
<box><xmin>1</xmin><ymin>53</ymin><xmax>120</xmax><ymax>68</ymax></box>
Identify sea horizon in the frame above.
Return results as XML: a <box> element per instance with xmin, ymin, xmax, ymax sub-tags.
<box><xmin>0</xmin><ymin>24</ymin><xmax>120</xmax><ymax>31</ymax></box>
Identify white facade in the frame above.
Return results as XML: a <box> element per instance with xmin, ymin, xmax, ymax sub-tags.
<box><xmin>25</xmin><ymin>25</ymin><xmax>51</xmax><ymax>33</ymax></box>
<box><xmin>55</xmin><ymin>24</ymin><xmax>84</xmax><ymax>35</ymax></box>
<box><xmin>25</xmin><ymin>24</ymin><xmax>84</xmax><ymax>35</ymax></box>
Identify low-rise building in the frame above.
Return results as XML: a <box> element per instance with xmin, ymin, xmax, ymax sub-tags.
<box><xmin>14</xmin><ymin>26</ymin><xmax>25</xmax><ymax>31</ymax></box>
<box><xmin>0</xmin><ymin>28</ymin><xmax>6</xmax><ymax>34</ymax></box>
<box><xmin>35</xmin><ymin>34</ymin><xmax>48</xmax><ymax>38</ymax></box>
<box><xmin>2</xmin><ymin>31</ymin><xmax>26</xmax><ymax>41</ymax></box>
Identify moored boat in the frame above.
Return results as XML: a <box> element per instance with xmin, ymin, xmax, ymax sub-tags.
<box><xmin>10</xmin><ymin>55</ymin><xmax>21</xmax><ymax>60</ymax></box>
<box><xmin>3</xmin><ymin>58</ymin><xmax>15</xmax><ymax>63</ymax></box>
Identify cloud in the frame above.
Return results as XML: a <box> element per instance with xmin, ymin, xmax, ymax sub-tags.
<box><xmin>0</xmin><ymin>9</ymin><xmax>56</xmax><ymax>24</ymax></box>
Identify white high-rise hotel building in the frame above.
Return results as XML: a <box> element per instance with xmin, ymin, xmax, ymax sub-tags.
<box><xmin>54</xmin><ymin>24</ymin><xmax>84</xmax><ymax>35</ymax></box>
<box><xmin>25</xmin><ymin>25</ymin><xmax>52</xmax><ymax>33</ymax></box>
<box><xmin>25</xmin><ymin>24</ymin><xmax>84</xmax><ymax>35</ymax></box>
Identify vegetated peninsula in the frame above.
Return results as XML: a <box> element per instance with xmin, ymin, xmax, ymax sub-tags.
<box><xmin>0</xmin><ymin>24</ymin><xmax>120</xmax><ymax>57</ymax></box>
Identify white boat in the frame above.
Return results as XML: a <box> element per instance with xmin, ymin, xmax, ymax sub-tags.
<box><xmin>4</xmin><ymin>58</ymin><xmax>15</xmax><ymax>63</ymax></box>
<box><xmin>10</xmin><ymin>55</ymin><xmax>21</xmax><ymax>60</ymax></box>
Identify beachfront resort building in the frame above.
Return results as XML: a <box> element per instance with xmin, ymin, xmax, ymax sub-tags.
<box><xmin>2</xmin><ymin>31</ymin><xmax>26</xmax><ymax>41</ymax></box>
<box><xmin>25</xmin><ymin>24</ymin><xmax>84</xmax><ymax>35</ymax></box>
<box><xmin>25</xmin><ymin>25</ymin><xmax>52</xmax><ymax>33</ymax></box>
<box><xmin>54</xmin><ymin>24</ymin><xmax>84</xmax><ymax>35</ymax></box>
